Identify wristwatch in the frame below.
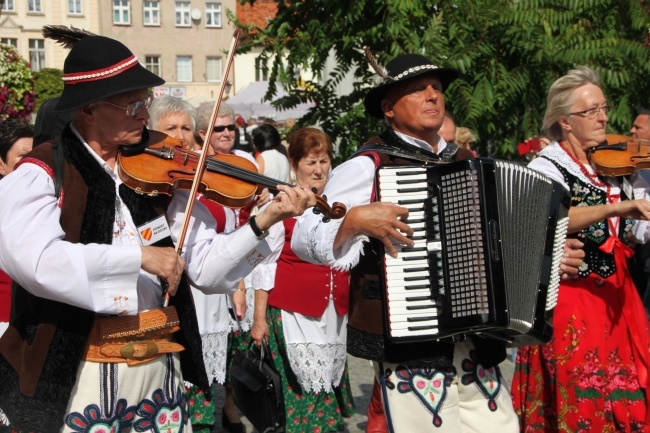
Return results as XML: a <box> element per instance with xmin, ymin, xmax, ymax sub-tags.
<box><xmin>248</xmin><ymin>215</ymin><xmax>269</xmax><ymax>240</ymax></box>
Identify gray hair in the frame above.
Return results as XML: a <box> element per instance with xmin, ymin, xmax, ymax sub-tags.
<box><xmin>542</xmin><ymin>66</ymin><xmax>601</xmax><ymax>142</ymax></box>
<box><xmin>195</xmin><ymin>102</ymin><xmax>235</xmax><ymax>133</ymax></box>
<box><xmin>148</xmin><ymin>95</ymin><xmax>196</xmax><ymax>131</ymax></box>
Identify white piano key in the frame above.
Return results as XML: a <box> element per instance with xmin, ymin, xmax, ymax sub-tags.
<box><xmin>386</xmin><ymin>291</ymin><xmax>433</xmax><ymax>301</ymax></box>
<box><xmin>385</xmin><ymin>270</ymin><xmax>430</xmax><ymax>281</ymax></box>
<box><xmin>386</xmin><ymin>280</ymin><xmax>433</xmax><ymax>290</ymax></box>
<box><xmin>390</xmin><ymin>327</ymin><xmax>440</xmax><ymax>337</ymax></box>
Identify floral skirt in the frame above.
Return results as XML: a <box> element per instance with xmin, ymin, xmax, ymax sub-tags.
<box><xmin>512</xmin><ymin>274</ymin><xmax>649</xmax><ymax>432</ymax></box>
<box><xmin>266</xmin><ymin>306</ymin><xmax>355</xmax><ymax>433</ymax></box>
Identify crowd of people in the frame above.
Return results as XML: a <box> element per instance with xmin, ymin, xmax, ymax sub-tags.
<box><xmin>0</xmin><ymin>29</ymin><xmax>649</xmax><ymax>433</ymax></box>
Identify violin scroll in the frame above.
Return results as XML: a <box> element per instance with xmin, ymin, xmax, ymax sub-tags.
<box><xmin>312</xmin><ymin>194</ymin><xmax>347</xmax><ymax>222</ymax></box>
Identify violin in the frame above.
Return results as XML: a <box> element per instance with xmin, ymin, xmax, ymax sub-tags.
<box><xmin>117</xmin><ymin>130</ymin><xmax>347</xmax><ymax>221</ymax></box>
<box><xmin>588</xmin><ymin>134</ymin><xmax>650</xmax><ymax>176</ymax></box>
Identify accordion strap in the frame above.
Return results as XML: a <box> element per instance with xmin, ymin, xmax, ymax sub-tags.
<box><xmin>352</xmin><ymin>129</ymin><xmax>460</xmax><ymax>164</ymax></box>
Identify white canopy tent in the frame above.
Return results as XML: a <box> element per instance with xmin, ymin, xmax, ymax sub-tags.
<box><xmin>226</xmin><ymin>81</ymin><xmax>314</xmax><ymax>123</ymax></box>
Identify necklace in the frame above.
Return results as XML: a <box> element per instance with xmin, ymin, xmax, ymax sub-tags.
<box><xmin>558</xmin><ymin>141</ymin><xmax>608</xmax><ymax>188</ymax></box>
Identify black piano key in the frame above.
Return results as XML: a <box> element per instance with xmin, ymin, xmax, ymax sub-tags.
<box><xmin>405</xmin><ymin>296</ymin><xmax>433</xmax><ymax>301</ymax></box>
<box><xmin>404</xmin><ymin>275</ymin><xmax>429</xmax><ymax>282</ymax></box>
<box><xmin>397</xmin><ymin>198</ymin><xmax>426</xmax><ymax>205</ymax></box>
<box><xmin>396</xmin><ymin>178</ymin><xmax>426</xmax><ymax>185</ymax></box>
<box><xmin>407</xmin><ymin>315</ymin><xmax>438</xmax><ymax>322</ymax></box>
<box><xmin>407</xmin><ymin>324</ymin><xmax>438</xmax><ymax>331</ymax></box>
<box><xmin>397</xmin><ymin>187</ymin><xmax>428</xmax><ymax>194</ymax></box>
<box><xmin>402</xmin><ymin>218</ymin><xmax>426</xmax><ymax>224</ymax></box>
<box><xmin>404</xmin><ymin>267</ymin><xmax>428</xmax><ymax>273</ymax></box>
<box><xmin>406</xmin><ymin>304</ymin><xmax>436</xmax><ymax>310</ymax></box>
<box><xmin>402</xmin><ymin>245</ymin><xmax>427</xmax><ymax>251</ymax></box>
<box><xmin>404</xmin><ymin>284</ymin><xmax>430</xmax><ymax>290</ymax></box>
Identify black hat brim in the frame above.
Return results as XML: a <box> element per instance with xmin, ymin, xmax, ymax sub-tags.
<box><xmin>364</xmin><ymin>68</ymin><xmax>460</xmax><ymax>119</ymax></box>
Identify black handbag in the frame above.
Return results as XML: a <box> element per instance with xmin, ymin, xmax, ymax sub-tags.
<box><xmin>230</xmin><ymin>340</ymin><xmax>285</xmax><ymax>433</ymax></box>
<box><xmin>228</xmin><ymin>294</ymin><xmax>285</xmax><ymax>433</ymax></box>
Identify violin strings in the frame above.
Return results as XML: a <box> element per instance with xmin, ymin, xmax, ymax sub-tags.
<box><xmin>178</xmin><ymin>148</ymin><xmax>294</xmax><ymax>189</ymax></box>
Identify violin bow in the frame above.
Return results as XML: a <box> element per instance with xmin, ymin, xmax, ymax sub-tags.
<box><xmin>163</xmin><ymin>30</ymin><xmax>241</xmax><ymax>306</ymax></box>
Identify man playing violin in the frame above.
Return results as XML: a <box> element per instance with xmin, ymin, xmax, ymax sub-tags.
<box><xmin>0</xmin><ymin>34</ymin><xmax>316</xmax><ymax>432</ymax></box>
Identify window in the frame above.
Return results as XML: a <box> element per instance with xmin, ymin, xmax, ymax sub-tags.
<box><xmin>1</xmin><ymin>38</ymin><xmax>18</xmax><ymax>48</ymax></box>
<box><xmin>68</xmin><ymin>0</ymin><xmax>82</xmax><ymax>14</ymax></box>
<box><xmin>113</xmin><ymin>0</ymin><xmax>130</xmax><ymax>25</ymax></box>
<box><xmin>206</xmin><ymin>57</ymin><xmax>222</xmax><ymax>82</ymax></box>
<box><xmin>2</xmin><ymin>0</ymin><xmax>15</xmax><ymax>12</ymax></box>
<box><xmin>28</xmin><ymin>0</ymin><xmax>42</xmax><ymax>12</ymax></box>
<box><xmin>143</xmin><ymin>1</ymin><xmax>160</xmax><ymax>26</ymax></box>
<box><xmin>255</xmin><ymin>62</ymin><xmax>268</xmax><ymax>82</ymax></box>
<box><xmin>176</xmin><ymin>56</ymin><xmax>192</xmax><ymax>82</ymax></box>
<box><xmin>205</xmin><ymin>3</ymin><xmax>222</xmax><ymax>28</ymax></box>
<box><xmin>143</xmin><ymin>1</ymin><xmax>159</xmax><ymax>25</ymax></box>
<box><xmin>29</xmin><ymin>39</ymin><xmax>45</xmax><ymax>72</ymax></box>
<box><xmin>175</xmin><ymin>2</ymin><xmax>191</xmax><ymax>27</ymax></box>
<box><xmin>145</xmin><ymin>56</ymin><xmax>161</xmax><ymax>76</ymax></box>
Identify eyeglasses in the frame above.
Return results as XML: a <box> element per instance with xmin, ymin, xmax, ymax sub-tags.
<box><xmin>214</xmin><ymin>124</ymin><xmax>237</xmax><ymax>133</ymax></box>
<box><xmin>99</xmin><ymin>95</ymin><xmax>154</xmax><ymax>117</ymax></box>
<box><xmin>568</xmin><ymin>104</ymin><xmax>611</xmax><ymax>119</ymax></box>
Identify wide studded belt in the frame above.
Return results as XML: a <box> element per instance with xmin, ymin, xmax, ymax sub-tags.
<box><xmin>83</xmin><ymin>306</ymin><xmax>184</xmax><ymax>365</ymax></box>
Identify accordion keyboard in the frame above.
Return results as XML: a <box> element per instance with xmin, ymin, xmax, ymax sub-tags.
<box><xmin>377</xmin><ymin>166</ymin><xmax>445</xmax><ymax>338</ymax></box>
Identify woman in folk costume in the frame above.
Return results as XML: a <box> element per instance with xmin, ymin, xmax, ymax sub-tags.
<box><xmin>0</xmin><ymin>28</ymin><xmax>316</xmax><ymax>433</ymax></box>
<box><xmin>251</xmin><ymin>127</ymin><xmax>355</xmax><ymax>432</ymax></box>
<box><xmin>190</xmin><ymin>101</ymin><xmax>261</xmax><ymax>433</ymax></box>
<box><xmin>512</xmin><ymin>66</ymin><xmax>650</xmax><ymax>431</ymax></box>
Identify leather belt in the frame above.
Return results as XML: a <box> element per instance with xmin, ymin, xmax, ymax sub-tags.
<box><xmin>84</xmin><ymin>306</ymin><xmax>184</xmax><ymax>365</ymax></box>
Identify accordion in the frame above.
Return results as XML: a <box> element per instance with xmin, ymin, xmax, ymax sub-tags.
<box><xmin>376</xmin><ymin>158</ymin><xmax>570</xmax><ymax>348</ymax></box>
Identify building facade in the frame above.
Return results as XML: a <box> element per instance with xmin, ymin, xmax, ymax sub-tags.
<box><xmin>0</xmin><ymin>0</ymin><xmax>238</xmax><ymax>102</ymax></box>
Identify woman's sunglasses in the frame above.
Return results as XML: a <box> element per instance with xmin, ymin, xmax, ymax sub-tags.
<box><xmin>214</xmin><ymin>124</ymin><xmax>237</xmax><ymax>133</ymax></box>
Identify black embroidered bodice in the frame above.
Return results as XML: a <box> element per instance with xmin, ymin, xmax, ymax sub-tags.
<box><xmin>543</xmin><ymin>157</ymin><xmax>634</xmax><ymax>278</ymax></box>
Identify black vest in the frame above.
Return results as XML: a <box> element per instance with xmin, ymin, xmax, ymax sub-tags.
<box><xmin>0</xmin><ymin>125</ymin><xmax>209</xmax><ymax>432</ymax></box>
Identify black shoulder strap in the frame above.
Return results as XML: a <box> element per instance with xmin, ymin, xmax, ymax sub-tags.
<box><xmin>52</xmin><ymin>140</ymin><xmax>64</xmax><ymax>199</ymax></box>
<box><xmin>351</xmin><ymin>142</ymin><xmax>441</xmax><ymax>164</ymax></box>
<box><xmin>351</xmin><ymin>129</ymin><xmax>461</xmax><ymax>164</ymax></box>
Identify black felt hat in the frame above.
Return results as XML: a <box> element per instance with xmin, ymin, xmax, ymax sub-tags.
<box><xmin>364</xmin><ymin>53</ymin><xmax>460</xmax><ymax>119</ymax></box>
<box><xmin>54</xmin><ymin>36</ymin><xmax>164</xmax><ymax>112</ymax></box>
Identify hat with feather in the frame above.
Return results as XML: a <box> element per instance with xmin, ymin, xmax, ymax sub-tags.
<box><xmin>42</xmin><ymin>25</ymin><xmax>165</xmax><ymax>112</ymax></box>
<box><xmin>363</xmin><ymin>49</ymin><xmax>460</xmax><ymax>119</ymax></box>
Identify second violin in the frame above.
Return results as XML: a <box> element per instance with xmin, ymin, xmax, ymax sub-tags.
<box><xmin>589</xmin><ymin>134</ymin><xmax>650</xmax><ymax>176</ymax></box>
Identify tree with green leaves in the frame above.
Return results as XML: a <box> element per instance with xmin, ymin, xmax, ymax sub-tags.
<box><xmin>233</xmin><ymin>0</ymin><xmax>650</xmax><ymax>160</ymax></box>
<box><xmin>0</xmin><ymin>43</ymin><xmax>36</xmax><ymax>121</ymax></box>
<box><xmin>33</xmin><ymin>68</ymin><xmax>64</xmax><ymax>113</ymax></box>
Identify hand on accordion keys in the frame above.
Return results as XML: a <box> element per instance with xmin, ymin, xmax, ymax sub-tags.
<box><xmin>334</xmin><ymin>202</ymin><xmax>414</xmax><ymax>258</ymax></box>
<box><xmin>560</xmin><ymin>238</ymin><xmax>585</xmax><ymax>280</ymax></box>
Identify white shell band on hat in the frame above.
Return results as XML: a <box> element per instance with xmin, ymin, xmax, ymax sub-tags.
<box><xmin>62</xmin><ymin>55</ymin><xmax>139</xmax><ymax>85</ymax></box>
<box><xmin>392</xmin><ymin>64</ymin><xmax>440</xmax><ymax>81</ymax></box>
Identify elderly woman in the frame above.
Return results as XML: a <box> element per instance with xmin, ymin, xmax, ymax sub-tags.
<box><xmin>251</xmin><ymin>127</ymin><xmax>355</xmax><ymax>433</ymax></box>
<box><xmin>512</xmin><ymin>66</ymin><xmax>650</xmax><ymax>431</ymax></box>
<box><xmin>148</xmin><ymin>95</ymin><xmax>197</xmax><ymax>149</ymax></box>
<box><xmin>191</xmin><ymin>101</ymin><xmax>260</xmax><ymax>433</ymax></box>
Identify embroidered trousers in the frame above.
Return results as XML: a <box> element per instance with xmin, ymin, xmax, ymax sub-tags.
<box><xmin>61</xmin><ymin>353</ymin><xmax>191</xmax><ymax>433</ymax></box>
<box><xmin>374</xmin><ymin>339</ymin><xmax>518</xmax><ymax>433</ymax></box>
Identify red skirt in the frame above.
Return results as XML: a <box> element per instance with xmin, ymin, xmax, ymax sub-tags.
<box><xmin>512</xmin><ymin>264</ymin><xmax>650</xmax><ymax>432</ymax></box>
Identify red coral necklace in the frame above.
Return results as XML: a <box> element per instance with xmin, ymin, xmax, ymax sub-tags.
<box><xmin>559</xmin><ymin>141</ymin><xmax>608</xmax><ymax>189</ymax></box>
